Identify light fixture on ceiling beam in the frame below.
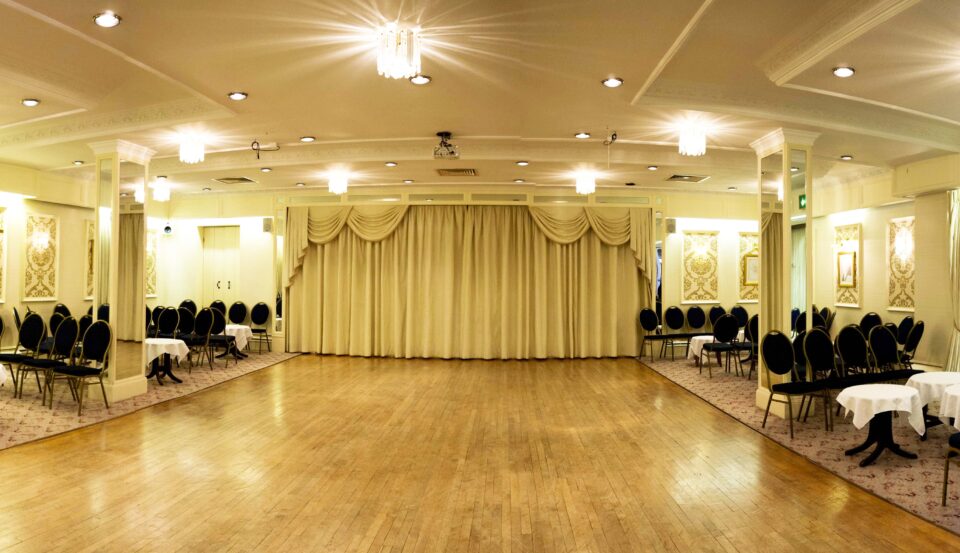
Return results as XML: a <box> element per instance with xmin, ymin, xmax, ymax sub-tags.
<box><xmin>73</xmin><ymin>160</ymin><xmax>84</xmax><ymax>166</ymax></box>
<box><xmin>516</xmin><ymin>160</ymin><xmax>529</xmax><ymax>167</ymax></box>
<box><xmin>514</xmin><ymin>178</ymin><xmax>525</xmax><ymax>183</ymax></box>
<box><xmin>678</xmin><ymin>120</ymin><xmax>706</xmax><ymax>157</ymax></box>
<box><xmin>377</xmin><ymin>23</ymin><xmax>421</xmax><ymax>79</ymax></box>
<box><xmin>202</xmin><ymin>187</ymin><xmax>212</xmax><ymax>192</ymax></box>
<box><xmin>790</xmin><ymin>166</ymin><xmax>799</xmax><ymax>172</ymax></box>
<box><xmin>385</xmin><ymin>161</ymin><xmax>398</xmax><ymax>167</ymax></box>
<box><xmin>647</xmin><ymin>165</ymin><xmax>658</xmax><ymax>171</ymax></box>
<box><xmin>575</xmin><ymin>171</ymin><xmax>596</xmax><ymax>195</ymax></box>
<box><xmin>328</xmin><ymin>171</ymin><xmax>349</xmax><ymax>195</ymax></box>
<box><xmin>300</xmin><ymin>136</ymin><xmax>315</xmax><ymax>143</ymax></box>
<box><xmin>403</xmin><ymin>179</ymin><xmax>414</xmax><ymax>184</ymax></box>
<box><xmin>601</xmin><ymin>77</ymin><xmax>623</xmax><ymax>88</ymax></box>
<box><xmin>179</xmin><ymin>133</ymin><xmax>205</xmax><ymax>164</ymax></box>
<box><xmin>295</xmin><ymin>182</ymin><xmax>305</xmax><ymax>187</ymax></box>
<box><xmin>728</xmin><ymin>186</ymin><xmax>737</xmax><ymax>192</ymax></box>
<box><xmin>832</xmin><ymin>66</ymin><xmax>855</xmax><ymax>78</ymax></box>
<box><xmin>93</xmin><ymin>11</ymin><xmax>121</xmax><ymax>28</ymax></box>
<box><xmin>260</xmin><ymin>167</ymin><xmax>272</xmax><ymax>173</ymax></box>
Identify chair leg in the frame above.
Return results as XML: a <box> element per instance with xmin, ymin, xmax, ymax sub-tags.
<box><xmin>762</xmin><ymin>393</ymin><xmax>774</xmax><ymax>428</ymax></box>
<box><xmin>99</xmin><ymin>376</ymin><xmax>109</xmax><ymax>410</ymax></box>
<box><xmin>796</xmin><ymin>396</ymin><xmax>806</xmax><ymax>421</ymax></box>
<box><xmin>944</xmin><ymin>451</ymin><xmax>953</xmax><ymax>506</ymax></box>
<box><xmin>787</xmin><ymin>398</ymin><xmax>795</xmax><ymax>439</ymax></box>
<box><xmin>76</xmin><ymin>378</ymin><xmax>84</xmax><ymax>416</ymax></box>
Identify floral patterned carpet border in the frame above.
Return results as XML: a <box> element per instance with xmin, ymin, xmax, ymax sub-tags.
<box><xmin>0</xmin><ymin>351</ymin><xmax>298</xmax><ymax>451</ymax></box>
<box><xmin>642</xmin><ymin>355</ymin><xmax>960</xmax><ymax>535</ymax></box>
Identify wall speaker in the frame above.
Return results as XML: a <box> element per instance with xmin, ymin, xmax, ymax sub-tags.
<box><xmin>666</xmin><ymin>218</ymin><xmax>676</xmax><ymax>234</ymax></box>
<box><xmin>262</xmin><ymin>217</ymin><xmax>273</xmax><ymax>233</ymax></box>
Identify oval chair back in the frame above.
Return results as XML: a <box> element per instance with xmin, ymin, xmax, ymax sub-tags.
<box><xmin>177</xmin><ymin>307</ymin><xmax>196</xmax><ymax>336</ymax></box>
<box><xmin>156</xmin><ymin>307</ymin><xmax>180</xmax><ymax>337</ymax></box>
<box><xmin>638</xmin><ymin>308</ymin><xmax>659</xmax><ymax>333</ymax></box>
<box><xmin>80</xmin><ymin>320</ymin><xmax>112</xmax><ymax>365</ymax></box>
<box><xmin>686</xmin><ymin>306</ymin><xmax>706</xmax><ymax>331</ymax></box>
<box><xmin>145</xmin><ymin>306</ymin><xmax>152</xmax><ymax>330</ymax></box>
<box><xmin>883</xmin><ymin>322</ymin><xmax>899</xmax><ymax>341</ymax></box>
<box><xmin>151</xmin><ymin>305</ymin><xmax>164</xmax><ymax>325</ymax></box>
<box><xmin>51</xmin><ymin>317</ymin><xmax>79</xmax><ymax>359</ymax></box>
<box><xmin>790</xmin><ymin>308</ymin><xmax>800</xmax><ymax>332</ymax></box>
<box><xmin>903</xmin><ymin>320</ymin><xmax>925</xmax><ymax>358</ymax></box>
<box><xmin>708</xmin><ymin>306</ymin><xmax>726</xmax><ymax>327</ymax></box>
<box><xmin>792</xmin><ymin>330</ymin><xmax>807</xmax><ymax>379</ymax></box>
<box><xmin>97</xmin><ymin>303</ymin><xmax>109</xmax><ymax>322</ymax></box>
<box><xmin>712</xmin><ymin>314</ymin><xmax>738</xmax><ymax>343</ymax></box>
<box><xmin>730</xmin><ymin>306</ymin><xmax>748</xmax><ymax>328</ymax></box>
<box><xmin>53</xmin><ymin>303</ymin><xmax>71</xmax><ymax>318</ymax></box>
<box><xmin>869</xmin><ymin>325</ymin><xmax>901</xmax><ymax>370</ymax></box>
<box><xmin>760</xmin><ymin>331</ymin><xmax>794</xmax><ymax>378</ymax></box>
<box><xmin>897</xmin><ymin>315</ymin><xmax>914</xmax><ymax>346</ymax></box>
<box><xmin>251</xmin><ymin>302</ymin><xmax>271</xmax><ymax>326</ymax></box>
<box><xmin>859</xmin><ymin>312</ymin><xmax>882</xmax><ymax>335</ymax></box>
<box><xmin>18</xmin><ymin>312</ymin><xmax>46</xmax><ymax>353</ymax></box>
<box><xmin>824</xmin><ymin>310</ymin><xmax>836</xmax><ymax>333</ymax></box>
<box><xmin>803</xmin><ymin>328</ymin><xmax>836</xmax><ymax>380</ymax></box>
<box><xmin>228</xmin><ymin>301</ymin><xmax>247</xmax><ymax>325</ymax></box>
<box><xmin>210</xmin><ymin>307</ymin><xmax>227</xmax><ymax>335</ymax></box>
<box><xmin>747</xmin><ymin>315</ymin><xmax>759</xmax><ymax>344</ymax></box>
<box><xmin>664</xmin><ymin>306</ymin><xmax>684</xmax><ymax>332</ymax></box>
<box><xmin>78</xmin><ymin>314</ymin><xmax>92</xmax><ymax>340</ymax></box>
<box><xmin>836</xmin><ymin>325</ymin><xmax>869</xmax><ymax>375</ymax></box>
<box><xmin>179</xmin><ymin>299</ymin><xmax>198</xmax><ymax>315</ymax></box>
<box><xmin>210</xmin><ymin>300</ymin><xmax>227</xmax><ymax>317</ymax></box>
<box><xmin>13</xmin><ymin>306</ymin><xmax>22</xmax><ymax>331</ymax></box>
<box><xmin>194</xmin><ymin>308</ymin><xmax>214</xmax><ymax>339</ymax></box>
<box><xmin>49</xmin><ymin>312</ymin><xmax>65</xmax><ymax>335</ymax></box>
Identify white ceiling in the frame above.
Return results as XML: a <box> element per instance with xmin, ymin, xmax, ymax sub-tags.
<box><xmin>0</xmin><ymin>0</ymin><xmax>954</xmax><ymax>198</ymax></box>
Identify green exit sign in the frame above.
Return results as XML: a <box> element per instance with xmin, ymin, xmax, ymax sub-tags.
<box><xmin>799</xmin><ymin>194</ymin><xmax>807</xmax><ymax>210</ymax></box>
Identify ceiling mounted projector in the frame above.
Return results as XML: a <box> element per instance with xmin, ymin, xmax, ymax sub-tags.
<box><xmin>433</xmin><ymin>131</ymin><xmax>460</xmax><ymax>160</ymax></box>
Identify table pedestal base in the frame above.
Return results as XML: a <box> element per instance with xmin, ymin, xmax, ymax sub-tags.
<box><xmin>146</xmin><ymin>354</ymin><xmax>182</xmax><ymax>385</ymax></box>
<box><xmin>845</xmin><ymin>411</ymin><xmax>917</xmax><ymax>467</ymax></box>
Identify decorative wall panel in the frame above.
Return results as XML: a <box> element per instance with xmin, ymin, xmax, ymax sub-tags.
<box><xmin>682</xmin><ymin>231</ymin><xmax>719</xmax><ymax>303</ymax></box>
<box><xmin>738</xmin><ymin>232</ymin><xmax>759</xmax><ymax>302</ymax></box>
<box><xmin>834</xmin><ymin>223</ymin><xmax>861</xmax><ymax>308</ymax></box>
<box><xmin>84</xmin><ymin>220</ymin><xmax>94</xmax><ymax>299</ymax></box>
<box><xmin>23</xmin><ymin>214</ymin><xmax>58</xmax><ymax>301</ymax></box>
<box><xmin>146</xmin><ymin>230</ymin><xmax>158</xmax><ymax>297</ymax></box>
<box><xmin>887</xmin><ymin>216</ymin><xmax>915</xmax><ymax>311</ymax></box>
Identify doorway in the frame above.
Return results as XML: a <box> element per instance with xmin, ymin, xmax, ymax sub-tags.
<box><xmin>201</xmin><ymin>225</ymin><xmax>240</xmax><ymax>308</ymax></box>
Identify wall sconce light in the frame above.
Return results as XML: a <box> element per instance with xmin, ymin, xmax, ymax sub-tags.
<box><xmin>31</xmin><ymin>230</ymin><xmax>50</xmax><ymax>251</ymax></box>
<box><xmin>894</xmin><ymin>227</ymin><xmax>914</xmax><ymax>261</ymax></box>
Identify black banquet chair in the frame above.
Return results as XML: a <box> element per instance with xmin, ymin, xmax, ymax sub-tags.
<box><xmin>50</xmin><ymin>320</ymin><xmax>112</xmax><ymax>416</ymax></box>
<box><xmin>708</xmin><ymin>306</ymin><xmax>726</xmax><ymax>328</ymax></box>
<box><xmin>208</xmin><ymin>308</ymin><xmax>238</xmax><ymax>366</ymax></box>
<box><xmin>97</xmin><ymin>303</ymin><xmax>110</xmax><ymax>322</ymax></box>
<box><xmin>730</xmin><ymin>305</ymin><xmax>748</xmax><ymax>329</ymax></box>
<box><xmin>859</xmin><ymin>312</ymin><xmax>882</xmax><ymax>335</ymax></box>
<box><xmin>155</xmin><ymin>307</ymin><xmax>180</xmax><ymax>339</ymax></box>
<box><xmin>19</xmin><ymin>317</ymin><xmax>79</xmax><ymax>407</ymax></box>
<box><xmin>188</xmin><ymin>308</ymin><xmax>215</xmax><ymax>371</ymax></box>
<box><xmin>800</xmin><ymin>328</ymin><xmax>838</xmax><ymax>431</ymax></box>
<box><xmin>700</xmin><ymin>314</ymin><xmax>740</xmax><ymax>377</ymax></box>
<box><xmin>900</xmin><ymin>321</ymin><xmax>925</xmax><ymax>368</ymax></box>
<box><xmin>896</xmin><ymin>315</ymin><xmax>915</xmax><ymax>347</ymax></box>
<box><xmin>661</xmin><ymin>306</ymin><xmax>687</xmax><ymax>360</ymax></box>
<box><xmin>686</xmin><ymin>306</ymin><xmax>706</xmax><ymax>334</ymax></box>
<box><xmin>228</xmin><ymin>301</ymin><xmax>248</xmax><ymax>326</ymax></box>
<box><xmin>210</xmin><ymin>300</ymin><xmax>227</xmax><ymax>316</ymax></box>
<box><xmin>760</xmin><ymin>330</ymin><xmax>826</xmax><ymax>439</ymax></box>
<box><xmin>869</xmin><ymin>325</ymin><xmax>919</xmax><ymax>381</ymax></box>
<box><xmin>250</xmin><ymin>302</ymin><xmax>273</xmax><ymax>353</ymax></box>
<box><xmin>53</xmin><ymin>303</ymin><xmax>71</xmax><ymax>318</ymax></box>
<box><xmin>0</xmin><ymin>313</ymin><xmax>46</xmax><ymax>394</ymax></box>
<box><xmin>179</xmin><ymin>299</ymin><xmax>198</xmax><ymax>316</ymax></box>
<box><xmin>836</xmin><ymin>325</ymin><xmax>872</xmax><ymax>377</ymax></box>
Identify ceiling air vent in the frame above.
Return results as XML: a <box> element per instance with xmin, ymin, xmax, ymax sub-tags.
<box><xmin>436</xmin><ymin>168</ymin><xmax>478</xmax><ymax>177</ymax></box>
<box><xmin>666</xmin><ymin>174</ymin><xmax>709</xmax><ymax>183</ymax></box>
<box><xmin>214</xmin><ymin>176</ymin><xmax>257</xmax><ymax>185</ymax></box>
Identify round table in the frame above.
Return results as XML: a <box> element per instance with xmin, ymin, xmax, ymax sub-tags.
<box><xmin>145</xmin><ymin>338</ymin><xmax>189</xmax><ymax>384</ymax></box>
<box><xmin>687</xmin><ymin>329</ymin><xmax>745</xmax><ymax>361</ymax></box>
<box><xmin>836</xmin><ymin>384</ymin><xmax>924</xmax><ymax>467</ymax></box>
<box><xmin>940</xmin><ymin>384</ymin><xmax>960</xmax><ymax>431</ymax></box>
<box><xmin>225</xmin><ymin>324</ymin><xmax>253</xmax><ymax>351</ymax></box>
<box><xmin>906</xmin><ymin>372</ymin><xmax>960</xmax><ymax>437</ymax></box>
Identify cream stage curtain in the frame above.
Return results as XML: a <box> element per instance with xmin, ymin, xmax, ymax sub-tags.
<box><xmin>286</xmin><ymin>205</ymin><xmax>654</xmax><ymax>359</ymax></box>
<box><xmin>761</xmin><ymin>212</ymin><xmax>783</xmax><ymax>332</ymax></box>
<box><xmin>945</xmin><ymin>190</ymin><xmax>960</xmax><ymax>371</ymax></box>
<box><xmin>117</xmin><ymin>213</ymin><xmax>144</xmax><ymax>341</ymax></box>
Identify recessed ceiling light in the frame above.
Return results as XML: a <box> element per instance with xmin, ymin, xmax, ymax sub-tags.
<box><xmin>72</xmin><ymin>160</ymin><xmax>83</xmax><ymax>166</ymax></box>
<box><xmin>514</xmin><ymin>178</ymin><xmax>525</xmax><ymax>183</ymax></box>
<box><xmin>93</xmin><ymin>11</ymin><xmax>121</xmax><ymax>28</ymax></box>
<box><xmin>260</xmin><ymin>167</ymin><xmax>272</xmax><ymax>173</ymax></box>
<box><xmin>21</xmin><ymin>98</ymin><xmax>39</xmax><ymax>107</ymax></box>
<box><xmin>516</xmin><ymin>160</ymin><xmax>529</xmax><ymax>167</ymax></box>
<box><xmin>790</xmin><ymin>166</ymin><xmax>799</xmax><ymax>172</ymax></box>
<box><xmin>601</xmin><ymin>77</ymin><xmax>623</xmax><ymax>88</ymax></box>
<box><xmin>727</xmin><ymin>186</ymin><xmax>737</xmax><ymax>191</ymax></box>
<box><xmin>227</xmin><ymin>91</ymin><xmax>248</xmax><ymax>101</ymax></box>
<box><xmin>575</xmin><ymin>132</ymin><xmax>591</xmax><ymax>139</ymax></box>
<box><xmin>299</xmin><ymin>136</ymin><xmax>315</xmax><ymax>143</ymax></box>
<box><xmin>120</xmin><ymin>192</ymin><xmax>129</xmax><ymax>197</ymax></box>
<box><xmin>385</xmin><ymin>161</ymin><xmax>398</xmax><ymax>167</ymax></box>
<box><xmin>403</xmin><ymin>179</ymin><xmax>414</xmax><ymax>184</ymax></box>
<box><xmin>647</xmin><ymin>165</ymin><xmax>658</xmax><ymax>171</ymax></box>
<box><xmin>409</xmin><ymin>74</ymin><xmax>432</xmax><ymax>85</ymax></box>
<box><xmin>295</xmin><ymin>182</ymin><xmax>305</xmax><ymax>187</ymax></box>
<box><xmin>832</xmin><ymin>66</ymin><xmax>855</xmax><ymax>78</ymax></box>
<box><xmin>840</xmin><ymin>154</ymin><xmax>853</xmax><ymax>161</ymax></box>
<box><xmin>625</xmin><ymin>182</ymin><xmax>636</xmax><ymax>187</ymax></box>
<box><xmin>201</xmin><ymin>187</ymin><xmax>212</xmax><ymax>192</ymax></box>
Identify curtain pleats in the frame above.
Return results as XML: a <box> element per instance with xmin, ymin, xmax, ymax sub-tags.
<box><xmin>761</xmin><ymin>212</ymin><xmax>783</xmax><ymax>334</ymax></box>
<box><xmin>287</xmin><ymin>205</ymin><xmax>648</xmax><ymax>359</ymax></box>
<box><xmin>945</xmin><ymin>191</ymin><xmax>960</xmax><ymax>371</ymax></box>
<box><xmin>117</xmin><ymin>213</ymin><xmax>144</xmax><ymax>341</ymax></box>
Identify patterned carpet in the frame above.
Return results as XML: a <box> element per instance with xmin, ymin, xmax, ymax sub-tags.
<box><xmin>642</xmin><ymin>354</ymin><xmax>960</xmax><ymax>535</ymax></box>
<box><xmin>0</xmin><ymin>350</ymin><xmax>297</xmax><ymax>451</ymax></box>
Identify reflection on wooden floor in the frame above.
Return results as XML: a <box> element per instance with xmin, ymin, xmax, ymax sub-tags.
<box><xmin>0</xmin><ymin>356</ymin><xmax>957</xmax><ymax>552</ymax></box>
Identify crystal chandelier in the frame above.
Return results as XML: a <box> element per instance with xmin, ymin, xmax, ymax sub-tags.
<box><xmin>152</xmin><ymin>176</ymin><xmax>171</xmax><ymax>202</ymax></box>
<box><xmin>328</xmin><ymin>171</ymin><xmax>349</xmax><ymax>195</ymax></box>
<box><xmin>575</xmin><ymin>171</ymin><xmax>596</xmax><ymax>195</ymax></box>
<box><xmin>179</xmin><ymin>133</ymin><xmax>205</xmax><ymax>164</ymax></box>
<box><xmin>678</xmin><ymin>121</ymin><xmax>706</xmax><ymax>157</ymax></box>
<box><xmin>377</xmin><ymin>23</ymin><xmax>421</xmax><ymax>79</ymax></box>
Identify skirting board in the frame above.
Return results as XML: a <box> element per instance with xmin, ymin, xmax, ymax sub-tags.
<box><xmin>105</xmin><ymin>375</ymin><xmax>148</xmax><ymax>403</ymax></box>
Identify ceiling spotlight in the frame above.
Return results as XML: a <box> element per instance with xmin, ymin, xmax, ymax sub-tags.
<box><xmin>328</xmin><ymin>171</ymin><xmax>349</xmax><ymax>195</ymax></box>
<box><xmin>574</xmin><ymin>170</ymin><xmax>596</xmax><ymax>195</ymax></box>
<box><xmin>727</xmin><ymin>186</ymin><xmax>737</xmax><ymax>191</ymax></box>
<box><xmin>513</xmin><ymin>178</ymin><xmax>525</xmax><ymax>183</ymax></box>
<box><xmin>179</xmin><ymin>132</ymin><xmax>205</xmax><ymax>164</ymax></box>
<box><xmin>377</xmin><ymin>23</ymin><xmax>421</xmax><ymax>79</ymax></box>
<box><xmin>299</xmin><ymin>136</ymin><xmax>315</xmax><ymax>143</ymax></box>
<box><xmin>93</xmin><ymin>11</ymin><xmax>121</xmax><ymax>28</ymax></box>
<box><xmin>120</xmin><ymin>192</ymin><xmax>129</xmax><ymax>197</ymax></box>
<box><xmin>72</xmin><ymin>160</ymin><xmax>83</xmax><ymax>166</ymax></box>
<box><xmin>21</xmin><ymin>98</ymin><xmax>40</xmax><ymax>107</ymax></box>
<box><xmin>202</xmin><ymin>187</ymin><xmax>212</xmax><ymax>192</ymax></box>
<box><xmin>575</xmin><ymin>132</ymin><xmax>591</xmax><ymax>139</ymax></box>
<box><xmin>791</xmin><ymin>166</ymin><xmax>799</xmax><ymax>172</ymax></box>
<box><xmin>840</xmin><ymin>154</ymin><xmax>854</xmax><ymax>161</ymax></box>
<box><xmin>260</xmin><ymin>167</ymin><xmax>272</xmax><ymax>173</ymax></box>
<box><xmin>647</xmin><ymin>165</ymin><xmax>658</xmax><ymax>171</ymax></box>
<box><xmin>832</xmin><ymin>66</ymin><xmax>855</xmax><ymax>78</ymax></box>
<box><xmin>295</xmin><ymin>182</ymin><xmax>305</xmax><ymax>187</ymax></box>
<box><xmin>516</xmin><ymin>160</ymin><xmax>529</xmax><ymax>167</ymax></box>
<box><xmin>625</xmin><ymin>182</ymin><xmax>636</xmax><ymax>187</ymax></box>
<box><xmin>385</xmin><ymin>161</ymin><xmax>398</xmax><ymax>167</ymax></box>
<box><xmin>601</xmin><ymin>77</ymin><xmax>623</xmax><ymax>88</ymax></box>
<box><xmin>403</xmin><ymin>179</ymin><xmax>414</xmax><ymax>184</ymax></box>
<box><xmin>227</xmin><ymin>91</ymin><xmax>248</xmax><ymax>101</ymax></box>
<box><xmin>409</xmin><ymin>74</ymin><xmax>432</xmax><ymax>85</ymax></box>
<box><xmin>678</xmin><ymin>120</ymin><xmax>707</xmax><ymax>156</ymax></box>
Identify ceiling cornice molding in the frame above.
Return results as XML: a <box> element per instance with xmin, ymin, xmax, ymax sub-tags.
<box><xmin>761</xmin><ymin>0</ymin><xmax>921</xmax><ymax>86</ymax></box>
<box><xmin>642</xmin><ymin>78</ymin><xmax>960</xmax><ymax>152</ymax></box>
<box><xmin>87</xmin><ymin>140</ymin><xmax>156</xmax><ymax>164</ymax></box>
<box><xmin>749</xmin><ymin>129</ymin><xmax>785</xmax><ymax>158</ymax></box>
<box><xmin>816</xmin><ymin>165</ymin><xmax>891</xmax><ymax>189</ymax></box>
<box><xmin>0</xmin><ymin>98</ymin><xmax>233</xmax><ymax>150</ymax></box>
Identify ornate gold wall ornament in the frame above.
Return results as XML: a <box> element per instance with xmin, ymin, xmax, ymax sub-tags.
<box><xmin>84</xmin><ymin>220</ymin><xmax>95</xmax><ymax>299</ymax></box>
<box><xmin>739</xmin><ymin>232</ymin><xmax>759</xmax><ymax>302</ymax></box>
<box><xmin>146</xmin><ymin>230</ymin><xmax>158</xmax><ymax>297</ymax></box>
<box><xmin>887</xmin><ymin>216</ymin><xmax>915</xmax><ymax>311</ymax></box>
<box><xmin>23</xmin><ymin>214</ymin><xmax>58</xmax><ymax>301</ymax></box>
<box><xmin>834</xmin><ymin>223</ymin><xmax>861</xmax><ymax>307</ymax></box>
<box><xmin>682</xmin><ymin>231</ymin><xmax>719</xmax><ymax>303</ymax></box>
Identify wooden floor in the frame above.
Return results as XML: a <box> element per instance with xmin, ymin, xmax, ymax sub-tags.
<box><xmin>0</xmin><ymin>356</ymin><xmax>957</xmax><ymax>552</ymax></box>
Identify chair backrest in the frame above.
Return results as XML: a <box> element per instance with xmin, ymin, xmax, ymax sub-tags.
<box><xmin>664</xmin><ymin>306</ymin><xmax>684</xmax><ymax>331</ymax></box>
<box><xmin>80</xmin><ymin>320</ymin><xmax>112</xmax><ymax>365</ymax></box>
<box><xmin>897</xmin><ymin>315</ymin><xmax>915</xmax><ymax>346</ymax></box>
<box><xmin>869</xmin><ymin>325</ymin><xmax>900</xmax><ymax>370</ymax></box>
<box><xmin>179</xmin><ymin>299</ymin><xmax>198</xmax><ymax>315</ymax></box>
<box><xmin>883</xmin><ymin>322</ymin><xmax>898</xmax><ymax>340</ymax></box>
<box><xmin>792</xmin><ymin>330</ymin><xmax>807</xmax><ymax>370</ymax></box>
<box><xmin>210</xmin><ymin>300</ymin><xmax>227</xmax><ymax>316</ymax></box>
<box><xmin>51</xmin><ymin>317</ymin><xmax>79</xmax><ymax>359</ymax></box>
<box><xmin>730</xmin><ymin>305</ymin><xmax>748</xmax><ymax>328</ymax></box>
<box><xmin>194</xmin><ymin>308</ymin><xmax>214</xmax><ymax>338</ymax></box>
<box><xmin>151</xmin><ymin>305</ymin><xmax>165</xmax><ymax>324</ymax></box>
<box><xmin>97</xmin><ymin>303</ymin><xmax>109</xmax><ymax>321</ymax></box>
<box><xmin>859</xmin><ymin>312</ymin><xmax>882</xmax><ymax>334</ymax></box>
<box><xmin>177</xmin><ymin>307</ymin><xmax>196</xmax><ymax>336</ymax></box>
<box><xmin>903</xmin><ymin>320</ymin><xmax>925</xmax><ymax>356</ymax></box>
<box><xmin>211</xmin><ymin>307</ymin><xmax>227</xmax><ymax>335</ymax></box>
<box><xmin>49</xmin><ymin>312</ymin><xmax>65</xmax><ymax>334</ymax></box>
<box><xmin>157</xmin><ymin>307</ymin><xmax>180</xmax><ymax>336</ymax></box>
<box><xmin>713</xmin><ymin>314</ymin><xmax>738</xmax><ymax>343</ymax></box>
<box><xmin>795</xmin><ymin>311</ymin><xmax>826</xmax><ymax>332</ymax></box>
<box><xmin>78</xmin><ymin>314</ymin><xmax>93</xmax><ymax>339</ymax></box>
<box><xmin>803</xmin><ymin>328</ymin><xmax>836</xmax><ymax>378</ymax></box>
<box><xmin>0</xmin><ymin>316</ymin><xmax>4</xmax><ymax>344</ymax></box>
<box><xmin>747</xmin><ymin>314</ymin><xmax>759</xmax><ymax>344</ymax></box>
<box><xmin>228</xmin><ymin>301</ymin><xmax>247</xmax><ymax>325</ymax></box>
<box><xmin>824</xmin><ymin>310</ymin><xmax>836</xmax><ymax>333</ymax></box>
<box><xmin>708</xmin><ymin>306</ymin><xmax>726</xmax><ymax>326</ymax></box>
<box><xmin>18</xmin><ymin>312</ymin><xmax>46</xmax><ymax>352</ymax></box>
<box><xmin>13</xmin><ymin>306</ymin><xmax>22</xmax><ymax>330</ymax></box>
<box><xmin>53</xmin><ymin>303</ymin><xmax>71</xmax><ymax>318</ymax></box>
<box><xmin>251</xmin><ymin>302</ymin><xmax>270</xmax><ymax>326</ymax></box>
<box><xmin>790</xmin><ymin>308</ymin><xmax>800</xmax><ymax>331</ymax></box>
<box><xmin>145</xmin><ymin>305</ymin><xmax>151</xmax><ymax>329</ymax></box>
<box><xmin>836</xmin><ymin>324</ymin><xmax>869</xmax><ymax>373</ymax></box>
<box><xmin>638</xmin><ymin>308</ymin><xmax>659</xmax><ymax>332</ymax></box>
<box><xmin>686</xmin><ymin>306</ymin><xmax>706</xmax><ymax>330</ymax></box>
<box><xmin>761</xmin><ymin>331</ymin><xmax>794</xmax><ymax>376</ymax></box>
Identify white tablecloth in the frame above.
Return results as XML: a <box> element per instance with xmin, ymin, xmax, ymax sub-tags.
<box><xmin>939</xmin><ymin>384</ymin><xmax>960</xmax><ymax>430</ymax></box>
<box><xmin>905</xmin><ymin>371</ymin><xmax>960</xmax><ymax>408</ymax></box>
<box><xmin>0</xmin><ymin>363</ymin><xmax>6</xmax><ymax>386</ymax></box>
<box><xmin>836</xmin><ymin>384</ymin><xmax>925</xmax><ymax>435</ymax></box>
<box><xmin>145</xmin><ymin>338</ymin><xmax>189</xmax><ymax>365</ymax></box>
<box><xmin>687</xmin><ymin>329</ymin><xmax>745</xmax><ymax>360</ymax></box>
<box><xmin>225</xmin><ymin>324</ymin><xmax>253</xmax><ymax>350</ymax></box>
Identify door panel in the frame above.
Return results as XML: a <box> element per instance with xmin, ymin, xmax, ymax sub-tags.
<box><xmin>201</xmin><ymin>226</ymin><xmax>240</xmax><ymax>309</ymax></box>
